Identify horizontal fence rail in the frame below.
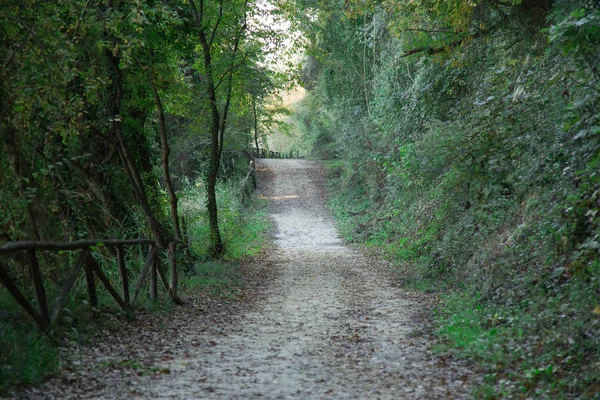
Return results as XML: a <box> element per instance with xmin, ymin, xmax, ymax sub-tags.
<box><xmin>0</xmin><ymin>239</ymin><xmax>156</xmax><ymax>254</ymax></box>
<box><xmin>0</xmin><ymin>239</ymin><xmax>182</xmax><ymax>332</ymax></box>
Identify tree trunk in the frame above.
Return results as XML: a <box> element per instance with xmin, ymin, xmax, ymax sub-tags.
<box><xmin>201</xmin><ymin>47</ymin><xmax>224</xmax><ymax>257</ymax></box>
<box><xmin>195</xmin><ymin>0</ymin><xmax>224</xmax><ymax>257</ymax></box>
<box><xmin>105</xmin><ymin>50</ymin><xmax>172</xmax><ymax>248</ymax></box>
<box><xmin>191</xmin><ymin>0</ymin><xmax>248</xmax><ymax>257</ymax></box>
<box><xmin>153</xmin><ymin>86</ymin><xmax>182</xmax><ymax>241</ymax></box>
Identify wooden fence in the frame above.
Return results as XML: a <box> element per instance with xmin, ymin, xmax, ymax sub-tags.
<box><xmin>251</xmin><ymin>148</ymin><xmax>301</xmax><ymax>159</ymax></box>
<box><xmin>0</xmin><ymin>239</ymin><xmax>181</xmax><ymax>332</ymax></box>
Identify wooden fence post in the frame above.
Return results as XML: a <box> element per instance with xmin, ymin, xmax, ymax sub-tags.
<box><xmin>0</xmin><ymin>239</ymin><xmax>191</xmax><ymax>327</ymax></box>
<box><xmin>154</xmin><ymin>252</ymin><xmax>182</xmax><ymax>304</ymax></box>
<box><xmin>116</xmin><ymin>245</ymin><xmax>130</xmax><ymax>305</ymax></box>
<box><xmin>88</xmin><ymin>256</ymin><xmax>128</xmax><ymax>311</ymax></box>
<box><xmin>150</xmin><ymin>252</ymin><xmax>158</xmax><ymax>301</ymax></box>
<box><xmin>84</xmin><ymin>257</ymin><xmax>98</xmax><ymax>316</ymax></box>
<box><xmin>131</xmin><ymin>246</ymin><xmax>157</xmax><ymax>305</ymax></box>
<box><xmin>27</xmin><ymin>250</ymin><xmax>50</xmax><ymax>325</ymax></box>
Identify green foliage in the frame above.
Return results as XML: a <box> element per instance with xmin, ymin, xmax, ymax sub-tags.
<box><xmin>178</xmin><ymin>172</ymin><xmax>270</xmax><ymax>298</ymax></box>
<box><xmin>292</xmin><ymin>0</ymin><xmax>600</xmax><ymax>396</ymax></box>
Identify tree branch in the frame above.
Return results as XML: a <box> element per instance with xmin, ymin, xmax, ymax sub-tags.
<box><xmin>209</xmin><ymin>0</ymin><xmax>224</xmax><ymax>47</ymax></box>
<box><xmin>153</xmin><ymin>86</ymin><xmax>182</xmax><ymax>241</ymax></box>
<box><xmin>214</xmin><ymin>53</ymin><xmax>249</xmax><ymax>92</ymax></box>
<box><xmin>218</xmin><ymin>0</ymin><xmax>248</xmax><ymax>158</ymax></box>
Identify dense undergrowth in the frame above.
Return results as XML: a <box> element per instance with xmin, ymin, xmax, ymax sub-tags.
<box><xmin>292</xmin><ymin>0</ymin><xmax>600</xmax><ymax>397</ymax></box>
<box><xmin>180</xmin><ymin>176</ymin><xmax>271</xmax><ymax>298</ymax></box>
<box><xmin>181</xmin><ymin>177</ymin><xmax>271</xmax><ymax>261</ymax></box>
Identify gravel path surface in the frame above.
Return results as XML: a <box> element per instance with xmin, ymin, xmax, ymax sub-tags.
<box><xmin>15</xmin><ymin>159</ymin><xmax>476</xmax><ymax>399</ymax></box>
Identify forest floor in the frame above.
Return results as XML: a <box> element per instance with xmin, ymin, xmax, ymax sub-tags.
<box><xmin>12</xmin><ymin>159</ymin><xmax>479</xmax><ymax>399</ymax></box>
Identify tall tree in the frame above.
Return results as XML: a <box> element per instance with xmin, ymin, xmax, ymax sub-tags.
<box><xmin>189</xmin><ymin>0</ymin><xmax>249</xmax><ymax>257</ymax></box>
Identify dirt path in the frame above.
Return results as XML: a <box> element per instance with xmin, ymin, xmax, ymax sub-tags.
<box><xmin>16</xmin><ymin>159</ymin><xmax>475</xmax><ymax>399</ymax></box>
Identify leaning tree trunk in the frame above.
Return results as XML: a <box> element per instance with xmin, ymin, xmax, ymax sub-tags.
<box><xmin>153</xmin><ymin>86</ymin><xmax>182</xmax><ymax>241</ymax></box>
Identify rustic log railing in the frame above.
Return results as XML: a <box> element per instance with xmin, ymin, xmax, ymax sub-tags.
<box><xmin>0</xmin><ymin>239</ymin><xmax>182</xmax><ymax>332</ymax></box>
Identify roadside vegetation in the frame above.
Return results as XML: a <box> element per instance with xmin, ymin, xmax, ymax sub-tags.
<box><xmin>0</xmin><ymin>0</ymin><xmax>280</xmax><ymax>393</ymax></box>
<box><xmin>290</xmin><ymin>0</ymin><xmax>600</xmax><ymax>397</ymax></box>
